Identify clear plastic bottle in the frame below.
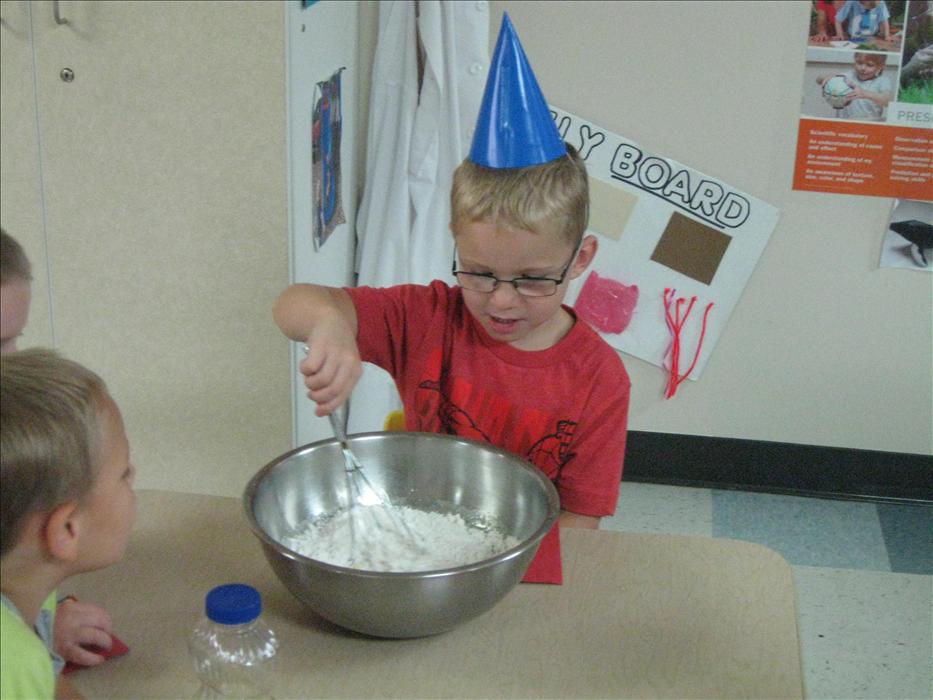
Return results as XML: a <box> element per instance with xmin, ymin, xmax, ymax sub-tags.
<box><xmin>188</xmin><ymin>583</ymin><xmax>280</xmax><ymax>699</ymax></box>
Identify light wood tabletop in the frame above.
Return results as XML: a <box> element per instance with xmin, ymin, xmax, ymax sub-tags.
<box><xmin>66</xmin><ymin>489</ymin><xmax>803</xmax><ymax>699</ymax></box>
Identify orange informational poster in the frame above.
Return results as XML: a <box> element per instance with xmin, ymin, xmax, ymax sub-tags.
<box><xmin>793</xmin><ymin>118</ymin><xmax>932</xmax><ymax>199</ymax></box>
<box><xmin>795</xmin><ymin>0</ymin><xmax>932</xmax><ymax>202</ymax></box>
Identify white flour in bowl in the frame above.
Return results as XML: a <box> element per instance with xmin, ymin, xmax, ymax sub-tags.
<box><xmin>282</xmin><ymin>504</ymin><xmax>521</xmax><ymax>572</ymax></box>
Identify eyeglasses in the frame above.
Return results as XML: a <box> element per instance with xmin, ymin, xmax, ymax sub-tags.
<box><xmin>451</xmin><ymin>245</ymin><xmax>578</xmax><ymax>298</ymax></box>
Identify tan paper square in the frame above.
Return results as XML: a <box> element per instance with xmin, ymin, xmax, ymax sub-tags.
<box><xmin>589</xmin><ymin>178</ymin><xmax>638</xmax><ymax>241</ymax></box>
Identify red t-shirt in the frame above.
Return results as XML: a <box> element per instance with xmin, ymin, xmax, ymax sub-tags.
<box><xmin>816</xmin><ymin>0</ymin><xmax>840</xmax><ymax>31</ymax></box>
<box><xmin>347</xmin><ymin>281</ymin><xmax>631</xmax><ymax>582</ymax></box>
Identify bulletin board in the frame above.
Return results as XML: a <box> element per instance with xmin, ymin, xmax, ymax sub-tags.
<box><xmin>556</xmin><ymin>107</ymin><xmax>781</xmax><ymax>389</ymax></box>
<box><xmin>484</xmin><ymin>0</ymin><xmax>931</xmax><ymax>455</ymax></box>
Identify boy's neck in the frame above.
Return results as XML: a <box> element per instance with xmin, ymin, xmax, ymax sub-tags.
<box><xmin>1</xmin><ymin>546</ymin><xmax>64</xmax><ymax>625</ymax></box>
<box><xmin>548</xmin><ymin>306</ymin><xmax>577</xmax><ymax>348</ymax></box>
<box><xmin>511</xmin><ymin>305</ymin><xmax>576</xmax><ymax>352</ymax></box>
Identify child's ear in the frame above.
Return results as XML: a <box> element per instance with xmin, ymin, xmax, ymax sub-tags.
<box><xmin>44</xmin><ymin>501</ymin><xmax>81</xmax><ymax>563</ymax></box>
<box><xmin>570</xmin><ymin>234</ymin><xmax>598</xmax><ymax>279</ymax></box>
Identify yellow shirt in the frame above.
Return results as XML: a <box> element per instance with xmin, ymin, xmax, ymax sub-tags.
<box><xmin>0</xmin><ymin>592</ymin><xmax>57</xmax><ymax>700</ymax></box>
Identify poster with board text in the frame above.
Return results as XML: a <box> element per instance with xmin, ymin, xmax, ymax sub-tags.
<box><xmin>554</xmin><ymin>107</ymin><xmax>780</xmax><ymax>389</ymax></box>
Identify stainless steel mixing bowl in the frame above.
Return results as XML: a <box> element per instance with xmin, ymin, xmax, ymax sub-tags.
<box><xmin>244</xmin><ymin>431</ymin><xmax>560</xmax><ymax>638</ymax></box>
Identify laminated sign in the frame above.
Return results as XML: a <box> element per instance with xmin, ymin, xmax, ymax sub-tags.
<box><xmin>555</xmin><ymin>107</ymin><xmax>781</xmax><ymax>389</ymax></box>
<box><xmin>794</xmin><ymin>1</ymin><xmax>933</xmax><ymax>201</ymax></box>
<box><xmin>311</xmin><ymin>68</ymin><xmax>346</xmax><ymax>250</ymax></box>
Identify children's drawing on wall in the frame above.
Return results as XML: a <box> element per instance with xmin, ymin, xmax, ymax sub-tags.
<box><xmin>311</xmin><ymin>68</ymin><xmax>346</xmax><ymax>250</ymax></box>
<box><xmin>795</xmin><ymin>1</ymin><xmax>933</xmax><ymax>201</ymax></box>
<box><xmin>879</xmin><ymin>198</ymin><xmax>933</xmax><ymax>270</ymax></box>
<box><xmin>552</xmin><ymin>108</ymin><xmax>781</xmax><ymax>395</ymax></box>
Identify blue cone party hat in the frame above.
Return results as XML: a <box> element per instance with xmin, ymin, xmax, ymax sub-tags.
<box><xmin>468</xmin><ymin>12</ymin><xmax>566</xmax><ymax>169</ymax></box>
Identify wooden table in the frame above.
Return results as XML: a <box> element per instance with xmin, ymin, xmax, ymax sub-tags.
<box><xmin>66</xmin><ymin>490</ymin><xmax>803</xmax><ymax>699</ymax></box>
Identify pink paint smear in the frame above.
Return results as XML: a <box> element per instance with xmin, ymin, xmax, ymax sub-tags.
<box><xmin>575</xmin><ymin>271</ymin><xmax>639</xmax><ymax>334</ymax></box>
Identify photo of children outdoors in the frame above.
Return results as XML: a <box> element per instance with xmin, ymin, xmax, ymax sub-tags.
<box><xmin>802</xmin><ymin>0</ymin><xmax>933</xmax><ymax>118</ymax></box>
<box><xmin>899</xmin><ymin>0</ymin><xmax>933</xmax><ymax>104</ymax></box>
<box><xmin>809</xmin><ymin>0</ymin><xmax>907</xmax><ymax>50</ymax></box>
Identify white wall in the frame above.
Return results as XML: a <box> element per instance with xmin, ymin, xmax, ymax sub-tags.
<box><xmin>356</xmin><ymin>1</ymin><xmax>932</xmax><ymax>456</ymax></box>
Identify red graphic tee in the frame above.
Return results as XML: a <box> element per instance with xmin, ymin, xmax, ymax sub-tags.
<box><xmin>348</xmin><ymin>281</ymin><xmax>630</xmax><ymax>582</ymax></box>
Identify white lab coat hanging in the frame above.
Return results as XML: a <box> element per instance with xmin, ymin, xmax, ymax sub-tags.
<box><xmin>350</xmin><ymin>0</ymin><xmax>489</xmax><ymax>433</ymax></box>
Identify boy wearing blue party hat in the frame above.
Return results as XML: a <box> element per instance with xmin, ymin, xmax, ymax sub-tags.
<box><xmin>274</xmin><ymin>13</ymin><xmax>629</xmax><ymax>582</ymax></box>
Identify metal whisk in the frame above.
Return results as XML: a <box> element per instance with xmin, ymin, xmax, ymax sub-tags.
<box><xmin>327</xmin><ymin>409</ymin><xmax>425</xmax><ymax>568</ymax></box>
<box><xmin>302</xmin><ymin>345</ymin><xmax>423</xmax><ymax>566</ymax></box>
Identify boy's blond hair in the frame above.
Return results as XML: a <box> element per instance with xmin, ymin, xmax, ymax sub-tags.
<box><xmin>0</xmin><ymin>349</ymin><xmax>109</xmax><ymax>557</ymax></box>
<box><xmin>855</xmin><ymin>52</ymin><xmax>886</xmax><ymax>69</ymax></box>
<box><xmin>0</xmin><ymin>228</ymin><xmax>32</xmax><ymax>285</ymax></box>
<box><xmin>450</xmin><ymin>143</ymin><xmax>589</xmax><ymax>245</ymax></box>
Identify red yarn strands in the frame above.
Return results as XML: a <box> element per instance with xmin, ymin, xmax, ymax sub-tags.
<box><xmin>662</xmin><ymin>288</ymin><xmax>714</xmax><ymax>398</ymax></box>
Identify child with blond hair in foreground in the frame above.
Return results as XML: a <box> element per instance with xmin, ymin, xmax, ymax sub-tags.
<box><xmin>1</xmin><ymin>349</ymin><xmax>137</xmax><ymax>699</ymax></box>
<box><xmin>1</xmin><ymin>228</ymin><xmax>125</xmax><ymax>676</ymax></box>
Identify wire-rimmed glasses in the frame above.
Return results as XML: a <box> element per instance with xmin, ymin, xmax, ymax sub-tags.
<box><xmin>451</xmin><ymin>246</ymin><xmax>578</xmax><ymax>298</ymax></box>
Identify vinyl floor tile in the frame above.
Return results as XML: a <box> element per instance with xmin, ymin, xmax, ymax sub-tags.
<box><xmin>602</xmin><ymin>482</ymin><xmax>713</xmax><ymax>537</ymax></box>
<box><xmin>877</xmin><ymin>503</ymin><xmax>933</xmax><ymax>575</ymax></box>
<box><xmin>793</xmin><ymin>565</ymin><xmax>933</xmax><ymax>700</ymax></box>
<box><xmin>711</xmin><ymin>490</ymin><xmax>891</xmax><ymax>571</ymax></box>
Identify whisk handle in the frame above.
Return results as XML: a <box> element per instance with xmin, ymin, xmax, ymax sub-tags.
<box><xmin>328</xmin><ymin>411</ymin><xmax>349</xmax><ymax>446</ymax></box>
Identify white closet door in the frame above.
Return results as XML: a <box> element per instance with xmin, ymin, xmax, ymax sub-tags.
<box><xmin>0</xmin><ymin>0</ymin><xmax>53</xmax><ymax>347</ymax></box>
<box><xmin>8</xmin><ymin>1</ymin><xmax>291</xmax><ymax>496</ymax></box>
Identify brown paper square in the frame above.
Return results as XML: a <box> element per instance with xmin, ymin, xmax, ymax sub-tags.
<box><xmin>650</xmin><ymin>212</ymin><xmax>732</xmax><ymax>285</ymax></box>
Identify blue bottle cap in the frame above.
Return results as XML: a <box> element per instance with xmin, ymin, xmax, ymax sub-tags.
<box><xmin>205</xmin><ymin>584</ymin><xmax>262</xmax><ymax>625</ymax></box>
<box><xmin>468</xmin><ymin>12</ymin><xmax>566</xmax><ymax>169</ymax></box>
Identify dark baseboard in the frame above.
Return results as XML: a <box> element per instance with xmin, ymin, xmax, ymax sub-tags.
<box><xmin>624</xmin><ymin>430</ymin><xmax>933</xmax><ymax>505</ymax></box>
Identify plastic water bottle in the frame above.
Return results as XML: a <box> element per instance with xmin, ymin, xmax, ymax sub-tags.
<box><xmin>188</xmin><ymin>584</ymin><xmax>280</xmax><ymax>699</ymax></box>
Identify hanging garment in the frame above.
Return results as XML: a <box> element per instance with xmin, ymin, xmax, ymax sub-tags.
<box><xmin>408</xmin><ymin>0</ymin><xmax>489</xmax><ymax>285</ymax></box>
<box><xmin>349</xmin><ymin>0</ymin><xmax>488</xmax><ymax>432</ymax></box>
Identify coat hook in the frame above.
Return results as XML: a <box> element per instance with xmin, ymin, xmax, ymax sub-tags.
<box><xmin>53</xmin><ymin>0</ymin><xmax>68</xmax><ymax>25</ymax></box>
